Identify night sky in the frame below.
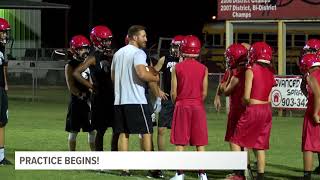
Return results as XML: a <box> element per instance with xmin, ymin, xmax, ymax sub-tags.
<box><xmin>42</xmin><ymin>0</ymin><xmax>217</xmax><ymax>48</ymax></box>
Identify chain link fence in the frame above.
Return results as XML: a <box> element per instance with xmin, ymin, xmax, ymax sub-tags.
<box><xmin>206</xmin><ymin>73</ymin><xmax>224</xmax><ymax>112</ymax></box>
<box><xmin>6</xmin><ymin>47</ymin><xmax>305</xmax><ymax>118</ymax></box>
<box><xmin>7</xmin><ymin>48</ymin><xmax>69</xmax><ymax>103</ymax></box>
<box><xmin>206</xmin><ymin>73</ymin><xmax>305</xmax><ymax>118</ymax></box>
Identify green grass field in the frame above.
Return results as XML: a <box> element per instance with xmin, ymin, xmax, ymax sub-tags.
<box><xmin>1</xmin><ymin>87</ymin><xmax>320</xmax><ymax>180</ymax></box>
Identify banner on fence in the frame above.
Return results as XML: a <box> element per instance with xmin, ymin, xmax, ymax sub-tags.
<box><xmin>271</xmin><ymin>76</ymin><xmax>307</xmax><ymax>110</ymax></box>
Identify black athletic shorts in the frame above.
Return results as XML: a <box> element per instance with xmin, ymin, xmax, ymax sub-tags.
<box><xmin>113</xmin><ymin>104</ymin><xmax>153</xmax><ymax>134</ymax></box>
<box><xmin>0</xmin><ymin>88</ymin><xmax>8</xmax><ymax>127</ymax></box>
<box><xmin>65</xmin><ymin>95</ymin><xmax>93</xmax><ymax>132</ymax></box>
<box><xmin>90</xmin><ymin>93</ymin><xmax>114</xmax><ymax>131</ymax></box>
<box><xmin>158</xmin><ymin>99</ymin><xmax>174</xmax><ymax>129</ymax></box>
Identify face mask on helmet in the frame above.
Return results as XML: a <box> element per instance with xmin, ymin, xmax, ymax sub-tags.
<box><xmin>224</xmin><ymin>50</ymin><xmax>232</xmax><ymax>69</ymax></box>
<box><xmin>75</xmin><ymin>46</ymin><xmax>90</xmax><ymax>61</ymax></box>
<box><xmin>225</xmin><ymin>44</ymin><xmax>248</xmax><ymax>69</ymax></box>
<box><xmin>169</xmin><ymin>44</ymin><xmax>181</xmax><ymax>58</ymax></box>
<box><xmin>170</xmin><ymin>35</ymin><xmax>184</xmax><ymax>57</ymax></box>
<box><xmin>90</xmin><ymin>25</ymin><xmax>113</xmax><ymax>53</ymax></box>
<box><xmin>0</xmin><ymin>30</ymin><xmax>10</xmax><ymax>44</ymax></box>
<box><xmin>302</xmin><ymin>48</ymin><xmax>318</xmax><ymax>56</ymax></box>
<box><xmin>303</xmin><ymin>39</ymin><xmax>320</xmax><ymax>54</ymax></box>
<box><xmin>96</xmin><ymin>37</ymin><xmax>112</xmax><ymax>52</ymax></box>
<box><xmin>70</xmin><ymin>35</ymin><xmax>91</xmax><ymax>61</ymax></box>
<box><xmin>0</xmin><ymin>18</ymin><xmax>10</xmax><ymax>45</ymax></box>
<box><xmin>224</xmin><ymin>56</ymin><xmax>231</xmax><ymax>69</ymax></box>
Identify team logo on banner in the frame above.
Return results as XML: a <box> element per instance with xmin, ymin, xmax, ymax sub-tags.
<box><xmin>271</xmin><ymin>90</ymin><xmax>282</xmax><ymax>107</ymax></box>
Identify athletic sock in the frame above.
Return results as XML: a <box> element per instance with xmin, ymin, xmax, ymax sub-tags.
<box><xmin>0</xmin><ymin>147</ymin><xmax>4</xmax><ymax>161</ymax></box>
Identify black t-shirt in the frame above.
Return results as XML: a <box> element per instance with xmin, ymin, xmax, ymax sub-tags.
<box><xmin>144</xmin><ymin>49</ymin><xmax>151</xmax><ymax>66</ymax></box>
<box><xmin>143</xmin><ymin>49</ymin><xmax>152</xmax><ymax>94</ymax></box>
<box><xmin>160</xmin><ymin>55</ymin><xmax>179</xmax><ymax>96</ymax></box>
<box><xmin>89</xmin><ymin>50</ymin><xmax>114</xmax><ymax>98</ymax></box>
<box><xmin>0</xmin><ymin>45</ymin><xmax>7</xmax><ymax>88</ymax></box>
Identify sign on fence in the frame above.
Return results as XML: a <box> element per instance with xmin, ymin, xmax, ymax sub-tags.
<box><xmin>271</xmin><ymin>76</ymin><xmax>307</xmax><ymax>110</ymax></box>
<box><xmin>217</xmin><ymin>0</ymin><xmax>320</xmax><ymax>20</ymax></box>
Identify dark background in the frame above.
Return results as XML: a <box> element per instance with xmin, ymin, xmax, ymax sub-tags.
<box><xmin>42</xmin><ymin>0</ymin><xmax>217</xmax><ymax>48</ymax></box>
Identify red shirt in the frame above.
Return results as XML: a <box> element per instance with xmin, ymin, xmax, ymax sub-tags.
<box><xmin>307</xmin><ymin>69</ymin><xmax>320</xmax><ymax>111</ymax></box>
<box><xmin>175</xmin><ymin>59</ymin><xmax>206</xmax><ymax>102</ymax></box>
<box><xmin>249</xmin><ymin>64</ymin><xmax>276</xmax><ymax>101</ymax></box>
<box><xmin>221</xmin><ymin>69</ymin><xmax>232</xmax><ymax>83</ymax></box>
<box><xmin>230</xmin><ymin>68</ymin><xmax>246</xmax><ymax>110</ymax></box>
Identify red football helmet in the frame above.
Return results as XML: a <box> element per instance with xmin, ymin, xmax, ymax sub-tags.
<box><xmin>180</xmin><ymin>35</ymin><xmax>201</xmax><ymax>57</ymax></box>
<box><xmin>124</xmin><ymin>35</ymin><xmax>129</xmax><ymax>45</ymax></box>
<box><xmin>70</xmin><ymin>35</ymin><xmax>90</xmax><ymax>61</ymax></box>
<box><xmin>170</xmin><ymin>35</ymin><xmax>184</xmax><ymax>57</ymax></box>
<box><xmin>90</xmin><ymin>25</ymin><xmax>112</xmax><ymax>50</ymax></box>
<box><xmin>248</xmin><ymin>42</ymin><xmax>272</xmax><ymax>64</ymax></box>
<box><xmin>171</xmin><ymin>35</ymin><xmax>184</xmax><ymax>45</ymax></box>
<box><xmin>0</xmin><ymin>18</ymin><xmax>10</xmax><ymax>44</ymax></box>
<box><xmin>0</xmin><ymin>18</ymin><xmax>10</xmax><ymax>31</ymax></box>
<box><xmin>70</xmin><ymin>35</ymin><xmax>90</xmax><ymax>51</ymax></box>
<box><xmin>299</xmin><ymin>54</ymin><xmax>320</xmax><ymax>74</ymax></box>
<box><xmin>303</xmin><ymin>39</ymin><xmax>320</xmax><ymax>54</ymax></box>
<box><xmin>225</xmin><ymin>43</ymin><xmax>248</xmax><ymax>69</ymax></box>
